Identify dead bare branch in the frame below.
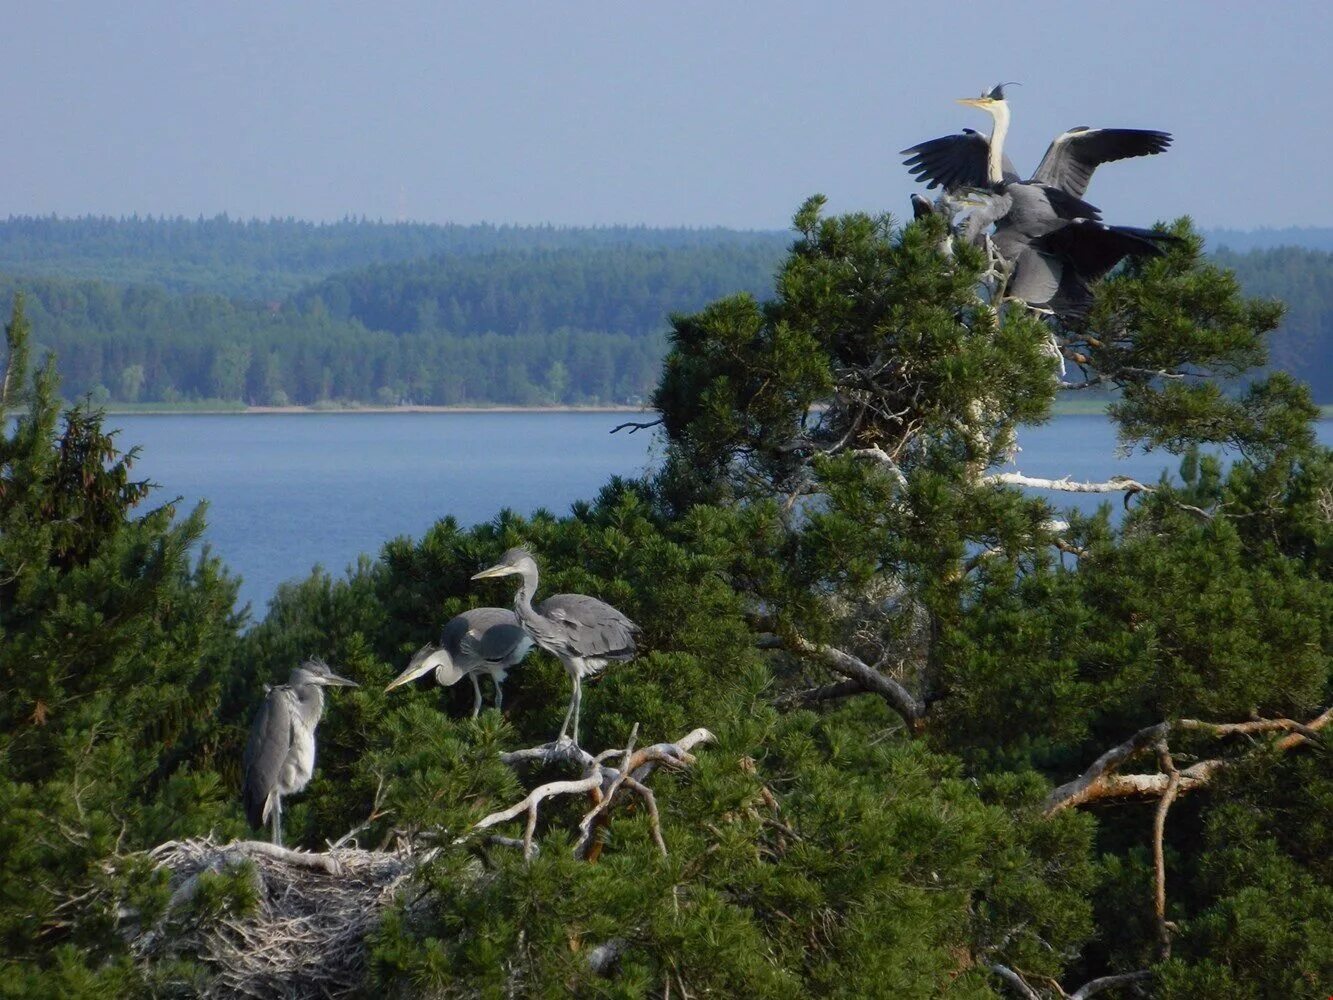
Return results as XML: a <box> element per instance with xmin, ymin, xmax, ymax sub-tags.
<box><xmin>610</xmin><ymin>418</ymin><xmax>663</xmax><ymax>435</ymax></box>
<box><xmin>987</xmin><ymin>963</ymin><xmax>1041</xmax><ymax>1000</ymax></box>
<box><xmin>1044</xmin><ymin>708</ymin><xmax>1332</xmax><ymax>816</ymax></box>
<box><xmin>1152</xmin><ymin>742</ymin><xmax>1181</xmax><ymax>960</ymax></box>
<box><xmin>983</xmin><ymin>471</ymin><xmax>1153</xmax><ymax>495</ymax></box>
<box><xmin>773</xmin><ymin>633</ymin><xmax>925</xmax><ymax>731</ymax></box>
<box><xmin>466</xmin><ymin>726</ymin><xmax>715</xmax><ymax>862</ymax></box>
<box><xmin>1068</xmin><ymin>970</ymin><xmax>1152</xmax><ymax>999</ymax></box>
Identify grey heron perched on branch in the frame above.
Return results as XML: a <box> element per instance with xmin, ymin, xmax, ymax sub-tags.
<box><xmin>902</xmin><ymin>85</ymin><xmax>1174</xmax><ymax>320</ymax></box>
<box><xmin>384</xmin><ymin>607</ymin><xmax>534</xmax><ymax>715</ymax></box>
<box><xmin>472</xmin><ymin>547</ymin><xmax>638</xmax><ymax>746</ymax></box>
<box><xmin>242</xmin><ymin>658</ymin><xmax>358</xmax><ymax>846</ymax></box>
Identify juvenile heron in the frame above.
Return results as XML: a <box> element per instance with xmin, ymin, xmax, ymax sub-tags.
<box><xmin>472</xmin><ymin>547</ymin><xmax>637</xmax><ymax>745</ymax></box>
<box><xmin>242</xmin><ymin>658</ymin><xmax>357</xmax><ymax>846</ymax></box>
<box><xmin>384</xmin><ymin>607</ymin><xmax>534</xmax><ymax>714</ymax></box>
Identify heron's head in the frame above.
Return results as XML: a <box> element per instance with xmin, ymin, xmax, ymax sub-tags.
<box><xmin>385</xmin><ymin>642</ymin><xmax>461</xmax><ymax>691</ymax></box>
<box><xmin>471</xmin><ymin>546</ymin><xmax>538</xmax><ymax>582</ymax></box>
<box><xmin>957</xmin><ymin>82</ymin><xmax>1016</xmax><ymax>113</ymax></box>
<box><xmin>290</xmin><ymin>657</ymin><xmax>359</xmax><ymax>688</ymax></box>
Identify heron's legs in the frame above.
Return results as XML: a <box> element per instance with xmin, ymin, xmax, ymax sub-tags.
<box><xmin>557</xmin><ymin>663</ymin><xmax>580</xmax><ymax>743</ymax></box>
<box><xmin>271</xmin><ymin>797</ymin><xmax>283</xmax><ymax>847</ymax></box>
<box><xmin>468</xmin><ymin>671</ymin><xmax>483</xmax><ymax>718</ymax></box>
<box><xmin>571</xmin><ymin>675</ymin><xmax>583</xmax><ymax>746</ymax></box>
<box><xmin>492</xmin><ymin>674</ymin><xmax>503</xmax><ymax>712</ymax></box>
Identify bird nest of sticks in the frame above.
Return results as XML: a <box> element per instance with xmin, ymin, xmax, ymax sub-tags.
<box><xmin>124</xmin><ymin>726</ymin><xmax>713</xmax><ymax>997</ymax></box>
<box><xmin>129</xmin><ymin>837</ymin><xmax>428</xmax><ymax>999</ymax></box>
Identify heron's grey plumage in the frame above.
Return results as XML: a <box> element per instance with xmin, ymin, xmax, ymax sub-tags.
<box><xmin>965</xmin><ymin>188</ymin><xmax>1178</xmax><ymax>317</ymax></box>
<box><xmin>1030</xmin><ymin>127</ymin><xmax>1173</xmax><ymax>199</ymax></box>
<box><xmin>386</xmin><ymin>607</ymin><xmax>534</xmax><ymax>715</ymax></box>
<box><xmin>902</xmin><ymin>85</ymin><xmax>1174</xmax><ymax>322</ymax></box>
<box><xmin>472</xmin><ymin>547</ymin><xmax>638</xmax><ymax>745</ymax></box>
<box><xmin>242</xmin><ymin>658</ymin><xmax>357</xmax><ymax>846</ymax></box>
<box><xmin>901</xmin><ymin>128</ymin><xmax>1019</xmax><ymax>192</ymax></box>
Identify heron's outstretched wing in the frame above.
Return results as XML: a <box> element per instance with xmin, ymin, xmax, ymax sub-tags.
<box><xmin>540</xmin><ymin>593</ymin><xmax>638</xmax><ymax>661</ymax></box>
<box><xmin>901</xmin><ymin>129</ymin><xmax>1018</xmax><ymax>191</ymax></box>
<box><xmin>1031</xmin><ymin>128</ymin><xmax>1172</xmax><ymax>198</ymax></box>
<box><xmin>242</xmin><ymin>687</ymin><xmax>294</xmax><ymax>828</ymax></box>
<box><xmin>1036</xmin><ymin>221</ymin><xmax>1176</xmax><ymax>282</ymax></box>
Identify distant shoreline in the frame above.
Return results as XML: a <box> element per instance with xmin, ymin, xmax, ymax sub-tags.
<box><xmin>65</xmin><ymin>401</ymin><xmax>1333</xmax><ymax>418</ymax></box>
<box><xmin>97</xmin><ymin>403</ymin><xmax>648</xmax><ymax>416</ymax></box>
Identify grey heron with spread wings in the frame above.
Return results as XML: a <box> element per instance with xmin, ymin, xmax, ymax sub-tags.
<box><xmin>242</xmin><ymin>658</ymin><xmax>358</xmax><ymax>846</ymax></box>
<box><xmin>472</xmin><ymin>547</ymin><xmax>637</xmax><ymax>746</ymax></box>
<box><xmin>903</xmin><ymin>84</ymin><xmax>1177</xmax><ymax>319</ymax></box>
<box><xmin>385</xmin><ymin>607</ymin><xmax>534</xmax><ymax>714</ymax></box>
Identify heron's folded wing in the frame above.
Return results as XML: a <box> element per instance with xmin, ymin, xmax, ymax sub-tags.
<box><xmin>1031</xmin><ymin>128</ymin><xmax>1172</xmax><ymax>199</ymax></box>
<box><xmin>541</xmin><ymin>594</ymin><xmax>638</xmax><ymax>660</ymax></box>
<box><xmin>476</xmin><ymin>621</ymin><xmax>531</xmax><ymax>663</ymax></box>
<box><xmin>242</xmin><ymin>688</ymin><xmax>294</xmax><ymax>828</ymax></box>
<box><xmin>1008</xmin><ymin>249</ymin><xmax>1063</xmax><ymax>306</ymax></box>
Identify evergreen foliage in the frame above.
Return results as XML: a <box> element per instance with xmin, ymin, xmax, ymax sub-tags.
<box><xmin>0</xmin><ymin>194</ymin><xmax>1330</xmax><ymax>997</ymax></box>
<box><xmin>0</xmin><ymin>298</ymin><xmax>244</xmax><ymax>996</ymax></box>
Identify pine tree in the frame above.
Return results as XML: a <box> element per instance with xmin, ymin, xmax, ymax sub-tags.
<box><xmin>0</xmin><ymin>297</ymin><xmax>244</xmax><ymax>996</ymax></box>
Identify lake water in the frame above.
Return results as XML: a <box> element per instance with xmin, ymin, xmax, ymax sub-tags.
<box><xmin>106</xmin><ymin>413</ymin><xmax>1332</xmax><ymax>616</ymax></box>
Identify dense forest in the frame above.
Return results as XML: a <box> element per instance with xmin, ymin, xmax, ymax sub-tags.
<box><xmin>3</xmin><ymin>202</ymin><xmax>1330</xmax><ymax>997</ymax></box>
<box><xmin>0</xmin><ymin>216</ymin><xmax>1331</xmax><ymax>406</ymax></box>
<box><xmin>0</xmin><ymin>215</ymin><xmax>789</xmax><ymax>299</ymax></box>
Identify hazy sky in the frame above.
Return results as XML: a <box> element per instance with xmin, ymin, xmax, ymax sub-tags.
<box><xmin>6</xmin><ymin>2</ymin><xmax>1330</xmax><ymax>230</ymax></box>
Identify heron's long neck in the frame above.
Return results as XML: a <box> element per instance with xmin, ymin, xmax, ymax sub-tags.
<box><xmin>297</xmin><ymin>683</ymin><xmax>325</xmax><ymax>724</ymax></box>
<box><xmin>513</xmin><ymin>566</ymin><xmax>543</xmax><ymax>630</ymax></box>
<box><xmin>987</xmin><ymin>102</ymin><xmax>1010</xmax><ymax>185</ymax></box>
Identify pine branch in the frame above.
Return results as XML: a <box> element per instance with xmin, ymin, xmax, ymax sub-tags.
<box><xmin>1043</xmin><ymin>708</ymin><xmax>1331</xmax><ymax>816</ymax></box>
<box><xmin>765</xmin><ymin>633</ymin><xmax>925</xmax><ymax>731</ymax></box>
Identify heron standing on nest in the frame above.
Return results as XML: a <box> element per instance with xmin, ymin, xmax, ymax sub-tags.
<box><xmin>242</xmin><ymin>658</ymin><xmax>358</xmax><ymax>846</ymax></box>
<box><xmin>384</xmin><ymin>607</ymin><xmax>534</xmax><ymax>714</ymax></box>
<box><xmin>472</xmin><ymin>547</ymin><xmax>637</xmax><ymax>745</ymax></box>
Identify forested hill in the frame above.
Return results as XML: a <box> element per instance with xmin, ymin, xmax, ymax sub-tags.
<box><xmin>291</xmin><ymin>243</ymin><xmax>785</xmax><ymax>338</ymax></box>
<box><xmin>1205</xmin><ymin>226</ymin><xmax>1333</xmax><ymax>253</ymax></box>
<box><xmin>0</xmin><ymin>215</ymin><xmax>789</xmax><ymax>299</ymax></box>
<box><xmin>1</xmin><ymin>241</ymin><xmax>786</xmax><ymax>406</ymax></box>
<box><xmin>1</xmin><ymin>217</ymin><xmax>1333</xmax><ymax>406</ymax></box>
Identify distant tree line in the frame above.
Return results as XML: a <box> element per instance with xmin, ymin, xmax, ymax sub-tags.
<box><xmin>0</xmin><ymin>215</ymin><xmax>789</xmax><ymax>299</ymax></box>
<box><xmin>0</xmin><ymin>218</ymin><xmax>1331</xmax><ymax>406</ymax></box>
<box><xmin>0</xmin><ymin>241</ymin><xmax>783</xmax><ymax>406</ymax></box>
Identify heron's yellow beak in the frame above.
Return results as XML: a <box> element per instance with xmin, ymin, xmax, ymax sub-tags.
<box><xmin>386</xmin><ymin>644</ymin><xmax>450</xmax><ymax>691</ymax></box>
<box><xmin>471</xmin><ymin>564</ymin><xmax>515</xmax><ymax>580</ymax></box>
<box><xmin>385</xmin><ymin>666</ymin><xmax>426</xmax><ymax>692</ymax></box>
<box><xmin>957</xmin><ymin>97</ymin><xmax>990</xmax><ymax>109</ymax></box>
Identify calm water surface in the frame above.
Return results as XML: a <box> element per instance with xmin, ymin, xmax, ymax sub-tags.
<box><xmin>107</xmin><ymin>413</ymin><xmax>1332</xmax><ymax>615</ymax></box>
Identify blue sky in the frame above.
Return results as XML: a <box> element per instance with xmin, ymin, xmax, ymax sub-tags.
<box><xmin>6</xmin><ymin>2</ymin><xmax>1329</xmax><ymax>229</ymax></box>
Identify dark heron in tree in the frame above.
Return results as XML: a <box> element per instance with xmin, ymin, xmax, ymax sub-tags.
<box><xmin>958</xmin><ymin>188</ymin><xmax>1180</xmax><ymax>319</ymax></box>
<box><xmin>471</xmin><ymin>547</ymin><xmax>637</xmax><ymax>745</ymax></box>
<box><xmin>242</xmin><ymin>658</ymin><xmax>357</xmax><ymax>846</ymax></box>
<box><xmin>384</xmin><ymin>607</ymin><xmax>534</xmax><ymax>715</ymax></box>
<box><xmin>902</xmin><ymin>84</ymin><xmax>1175</xmax><ymax>318</ymax></box>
